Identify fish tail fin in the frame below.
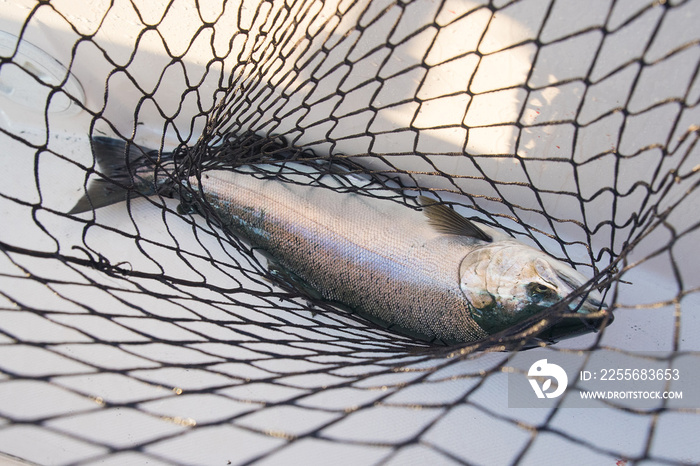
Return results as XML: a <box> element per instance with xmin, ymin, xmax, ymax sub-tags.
<box><xmin>69</xmin><ymin>137</ymin><xmax>176</xmax><ymax>214</ymax></box>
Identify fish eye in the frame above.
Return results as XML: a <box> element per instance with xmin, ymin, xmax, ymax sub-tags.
<box><xmin>530</xmin><ymin>283</ymin><xmax>553</xmax><ymax>295</ymax></box>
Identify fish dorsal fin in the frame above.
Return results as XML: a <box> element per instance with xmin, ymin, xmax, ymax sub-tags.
<box><xmin>419</xmin><ymin>196</ymin><xmax>492</xmax><ymax>242</ymax></box>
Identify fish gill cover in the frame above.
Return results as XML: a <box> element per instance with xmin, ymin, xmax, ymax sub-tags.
<box><xmin>0</xmin><ymin>0</ymin><xmax>698</xmax><ymax>464</ymax></box>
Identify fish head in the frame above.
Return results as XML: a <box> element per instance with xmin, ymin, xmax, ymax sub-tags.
<box><xmin>459</xmin><ymin>241</ymin><xmax>612</xmax><ymax>341</ymax></box>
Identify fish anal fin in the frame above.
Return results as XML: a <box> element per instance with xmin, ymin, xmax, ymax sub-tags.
<box><xmin>418</xmin><ymin>196</ymin><xmax>492</xmax><ymax>242</ymax></box>
<box><xmin>268</xmin><ymin>262</ymin><xmax>324</xmax><ymax>301</ymax></box>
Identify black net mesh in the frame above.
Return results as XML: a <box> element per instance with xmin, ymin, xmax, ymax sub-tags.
<box><xmin>0</xmin><ymin>0</ymin><xmax>699</xmax><ymax>464</ymax></box>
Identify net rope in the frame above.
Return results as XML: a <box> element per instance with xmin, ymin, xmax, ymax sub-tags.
<box><xmin>0</xmin><ymin>0</ymin><xmax>698</xmax><ymax>464</ymax></box>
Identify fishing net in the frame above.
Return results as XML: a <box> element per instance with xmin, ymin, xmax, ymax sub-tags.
<box><xmin>0</xmin><ymin>0</ymin><xmax>698</xmax><ymax>464</ymax></box>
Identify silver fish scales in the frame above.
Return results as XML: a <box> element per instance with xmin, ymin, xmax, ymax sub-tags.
<box><xmin>71</xmin><ymin>137</ymin><xmax>613</xmax><ymax>346</ymax></box>
<box><xmin>192</xmin><ymin>169</ymin><xmax>488</xmax><ymax>343</ymax></box>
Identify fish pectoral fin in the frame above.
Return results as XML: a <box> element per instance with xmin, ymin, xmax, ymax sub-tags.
<box><xmin>418</xmin><ymin>196</ymin><xmax>492</xmax><ymax>242</ymax></box>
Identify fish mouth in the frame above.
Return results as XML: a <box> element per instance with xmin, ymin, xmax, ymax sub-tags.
<box><xmin>536</xmin><ymin>270</ymin><xmax>614</xmax><ymax>342</ymax></box>
<box><xmin>535</xmin><ymin>298</ymin><xmax>614</xmax><ymax>343</ymax></box>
